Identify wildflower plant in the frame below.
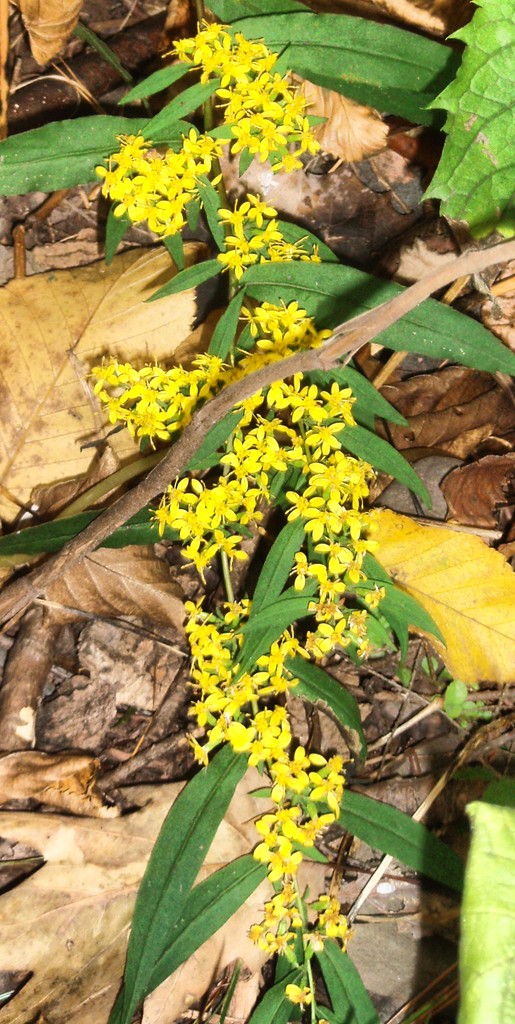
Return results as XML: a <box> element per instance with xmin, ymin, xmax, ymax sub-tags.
<box><xmin>2</xmin><ymin>4</ymin><xmax>515</xmax><ymax>1023</ymax></box>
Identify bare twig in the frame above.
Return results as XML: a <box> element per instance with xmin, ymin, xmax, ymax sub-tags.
<box><xmin>0</xmin><ymin>239</ymin><xmax>514</xmax><ymax>627</ymax></box>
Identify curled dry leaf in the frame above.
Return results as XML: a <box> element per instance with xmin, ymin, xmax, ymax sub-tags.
<box><xmin>302</xmin><ymin>80</ymin><xmax>388</xmax><ymax>163</ymax></box>
<box><xmin>375</xmin><ymin>508</ymin><xmax>515</xmax><ymax>684</ymax></box>
<box><xmin>45</xmin><ymin>546</ymin><xmax>185</xmax><ymax>631</ymax></box>
<box><xmin>0</xmin><ymin>750</ymin><xmax>118</xmax><ymax>817</ymax></box>
<box><xmin>441</xmin><ymin>454</ymin><xmax>515</xmax><ymax>528</ymax></box>
<box><xmin>0</xmin><ymin>773</ymin><xmax>271</xmax><ymax>1024</ymax></box>
<box><xmin>16</xmin><ymin>0</ymin><xmax>84</xmax><ymax>64</ymax></box>
<box><xmin>0</xmin><ymin>246</ymin><xmax>201</xmax><ymax>525</ymax></box>
<box><xmin>380</xmin><ymin>367</ymin><xmax>515</xmax><ymax>459</ymax></box>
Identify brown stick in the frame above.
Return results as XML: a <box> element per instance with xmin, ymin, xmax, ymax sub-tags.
<box><xmin>0</xmin><ymin>238</ymin><xmax>514</xmax><ymax>626</ymax></box>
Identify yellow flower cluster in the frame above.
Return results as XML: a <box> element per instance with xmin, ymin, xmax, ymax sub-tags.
<box><xmin>174</xmin><ymin>22</ymin><xmax>320</xmax><ymax>171</ymax></box>
<box><xmin>96</xmin><ymin>23</ymin><xmax>319</xmax><ymax>236</ymax></box>
<box><xmin>217</xmin><ymin>196</ymin><xmax>321</xmax><ymax>279</ymax></box>
<box><xmin>185</xmin><ymin>597</ymin><xmax>349</xmax><ymax>956</ymax></box>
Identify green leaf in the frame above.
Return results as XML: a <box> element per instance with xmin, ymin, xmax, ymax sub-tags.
<box><xmin>339</xmin><ymin>790</ymin><xmax>464</xmax><ymax>893</ymax></box>
<box><xmin>209</xmin><ymin>0</ymin><xmax>305</xmax><ymax>19</ymax></box>
<box><xmin>74</xmin><ymin>23</ymin><xmax>134</xmax><ymax>84</ymax></box>
<box><xmin>163</xmin><ymin>231</ymin><xmax>185</xmax><ymax>272</ymax></box>
<box><xmin>247</xmin><ymin>970</ymin><xmax>304</xmax><ymax>1024</ymax></box>
<box><xmin>317</xmin><ymin>942</ymin><xmax>380</xmax><ymax>1024</ymax></box>
<box><xmin>238</xmin><ymin>589</ymin><xmax>315</xmax><ymax>675</ymax></box>
<box><xmin>234</xmin><ymin>13</ymin><xmax>458</xmax><ymax>126</ymax></box>
<box><xmin>243</xmin><ymin>262</ymin><xmax>515</xmax><ymax>376</ymax></box>
<box><xmin>362</xmin><ymin>554</ymin><xmax>444</xmax><ymax>657</ymax></box>
<box><xmin>340</xmin><ymin>425</ymin><xmax>430</xmax><ymax>506</ymax></box>
<box><xmin>186</xmin><ymin>409</ymin><xmax>243</xmax><ymax>469</ymax></box>
<box><xmin>148</xmin><ymin>258</ymin><xmax>221</xmax><ymax>301</ymax></box>
<box><xmin>482</xmin><ymin>778</ymin><xmax>515</xmax><ymax>810</ymax></box>
<box><xmin>286</xmin><ymin>655</ymin><xmax>367</xmax><ymax>760</ymax></box>
<box><xmin>105</xmin><ymin>205</ymin><xmax>130</xmax><ymax>264</ymax></box>
<box><xmin>113</xmin><ymin>745</ymin><xmax>247</xmax><ymax>1024</ymax></box>
<box><xmin>251</xmin><ymin>519</ymin><xmax>306</xmax><ymax>614</ymax></box>
<box><xmin>143</xmin><ymin>856</ymin><xmax>267</xmax><ymax>1005</ymax></box>
<box><xmin>198</xmin><ymin>176</ymin><xmax>226</xmax><ymax>251</ymax></box>
<box><xmin>145</xmin><ymin>79</ymin><xmax>220</xmax><ymax>137</ymax></box>
<box><xmin>425</xmin><ymin>0</ymin><xmax>515</xmax><ymax>238</ymax></box>
<box><xmin>119</xmin><ymin>61</ymin><xmax>190</xmax><ymax>104</ymax></box>
<box><xmin>208</xmin><ymin>290</ymin><xmax>246</xmax><ymax>358</ymax></box>
<box><xmin>186</xmin><ymin>195</ymin><xmax>201</xmax><ymax>231</ymax></box>
<box><xmin>458</xmin><ymin>802</ymin><xmax>515</xmax><ymax>1024</ymax></box>
<box><xmin>239</xmin><ymin>147</ymin><xmax>255</xmax><ymax>176</ymax></box>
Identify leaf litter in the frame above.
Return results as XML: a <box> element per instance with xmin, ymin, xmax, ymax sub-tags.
<box><xmin>1</xmin><ymin>1</ymin><xmax>515</xmax><ymax>1021</ymax></box>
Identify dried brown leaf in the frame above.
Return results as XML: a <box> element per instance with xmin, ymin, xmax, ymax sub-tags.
<box><xmin>380</xmin><ymin>367</ymin><xmax>515</xmax><ymax>458</ymax></box>
<box><xmin>303</xmin><ymin>80</ymin><xmax>388</xmax><ymax>163</ymax></box>
<box><xmin>0</xmin><ymin>246</ymin><xmax>201</xmax><ymax>524</ymax></box>
<box><xmin>16</xmin><ymin>0</ymin><xmax>84</xmax><ymax>64</ymax></box>
<box><xmin>441</xmin><ymin>454</ymin><xmax>515</xmax><ymax>528</ymax></box>
<box><xmin>0</xmin><ymin>750</ymin><xmax>118</xmax><ymax>817</ymax></box>
<box><xmin>45</xmin><ymin>546</ymin><xmax>185</xmax><ymax>630</ymax></box>
<box><xmin>0</xmin><ymin>773</ymin><xmax>270</xmax><ymax>1024</ymax></box>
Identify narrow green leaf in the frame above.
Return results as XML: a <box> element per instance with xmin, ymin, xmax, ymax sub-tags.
<box><xmin>115</xmin><ymin>745</ymin><xmax>247</xmax><ymax>1024</ymax></box>
<box><xmin>145</xmin><ymin>79</ymin><xmax>220</xmax><ymax>136</ymax></box>
<box><xmin>145</xmin><ymin>856</ymin><xmax>267</xmax><ymax>1002</ymax></box>
<box><xmin>286</xmin><ymin>656</ymin><xmax>366</xmax><ymax>760</ymax></box>
<box><xmin>340</xmin><ymin>425</ymin><xmax>430</xmax><ymax>507</ymax></box>
<box><xmin>239</xmin><ymin>147</ymin><xmax>255</xmax><ymax>176</ymax></box>
<box><xmin>362</xmin><ymin>554</ymin><xmax>444</xmax><ymax>656</ymax></box>
<box><xmin>105</xmin><ymin>206</ymin><xmax>130</xmax><ymax>264</ymax></box>
<box><xmin>74</xmin><ymin>23</ymin><xmax>134</xmax><ymax>84</ymax></box>
<box><xmin>198</xmin><ymin>176</ymin><xmax>226</xmax><ymax>251</ymax></box>
<box><xmin>119</xmin><ymin>61</ymin><xmax>190</xmax><ymax>104</ymax></box>
<box><xmin>459</xmin><ymin>802</ymin><xmax>515</xmax><ymax>1024</ymax></box>
<box><xmin>208</xmin><ymin>290</ymin><xmax>247</xmax><ymax>359</ymax></box>
<box><xmin>248</xmin><ymin>970</ymin><xmax>304</xmax><ymax>1024</ymax></box>
<box><xmin>252</xmin><ymin>519</ymin><xmax>306</xmax><ymax>614</ymax></box>
<box><xmin>238</xmin><ymin>589</ymin><xmax>315</xmax><ymax>674</ymax></box>
<box><xmin>163</xmin><ymin>232</ymin><xmax>185</xmax><ymax>271</ymax></box>
<box><xmin>339</xmin><ymin>790</ymin><xmax>464</xmax><ymax>892</ymax></box>
<box><xmin>148</xmin><ymin>258</ymin><xmax>221</xmax><ymax>301</ymax></box>
<box><xmin>243</xmin><ymin>262</ymin><xmax>515</xmax><ymax>376</ymax></box>
<box><xmin>425</xmin><ymin>0</ymin><xmax>515</xmax><ymax>238</ymax></box>
<box><xmin>186</xmin><ymin>196</ymin><xmax>201</xmax><ymax>231</ymax></box>
<box><xmin>209</xmin><ymin>0</ymin><xmax>305</xmax><ymax>19</ymax></box>
<box><xmin>317</xmin><ymin>942</ymin><xmax>380</xmax><ymax>1024</ymax></box>
<box><xmin>186</xmin><ymin>409</ymin><xmax>243</xmax><ymax>470</ymax></box>
<box><xmin>234</xmin><ymin>13</ymin><xmax>458</xmax><ymax>125</ymax></box>
<box><xmin>276</xmin><ymin>219</ymin><xmax>337</xmax><ymax>263</ymax></box>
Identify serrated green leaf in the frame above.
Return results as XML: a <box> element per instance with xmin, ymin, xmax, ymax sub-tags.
<box><xmin>458</xmin><ymin>801</ymin><xmax>515</xmax><ymax>1024</ymax></box>
<box><xmin>339</xmin><ymin>790</ymin><xmax>464</xmax><ymax>893</ymax></box>
<box><xmin>317</xmin><ymin>942</ymin><xmax>380</xmax><ymax>1024</ymax></box>
<box><xmin>208</xmin><ymin>290</ymin><xmax>246</xmax><ymax>358</ymax></box>
<box><xmin>251</xmin><ymin>519</ymin><xmax>306</xmax><ymax>614</ymax></box>
<box><xmin>105</xmin><ymin>206</ymin><xmax>130</xmax><ymax>264</ymax></box>
<box><xmin>286</xmin><ymin>655</ymin><xmax>367</xmax><ymax>760</ymax></box>
<box><xmin>144</xmin><ymin>79</ymin><xmax>220</xmax><ymax>137</ymax></box>
<box><xmin>148</xmin><ymin>258</ymin><xmax>221</xmax><ymax>301</ymax></box>
<box><xmin>340</xmin><ymin>425</ymin><xmax>430</xmax><ymax>506</ymax></box>
<box><xmin>198</xmin><ymin>176</ymin><xmax>226</xmax><ymax>251</ymax></box>
<box><xmin>112</xmin><ymin>745</ymin><xmax>247</xmax><ymax>1024</ymax></box>
<box><xmin>243</xmin><ymin>262</ymin><xmax>515</xmax><ymax>376</ymax></box>
<box><xmin>234</xmin><ymin>13</ymin><xmax>458</xmax><ymax>126</ymax></box>
<box><xmin>119</xmin><ymin>61</ymin><xmax>190</xmax><ymax>104</ymax></box>
<box><xmin>425</xmin><ymin>0</ymin><xmax>515</xmax><ymax>238</ymax></box>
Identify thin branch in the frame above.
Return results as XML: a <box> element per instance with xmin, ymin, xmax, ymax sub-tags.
<box><xmin>0</xmin><ymin>238</ymin><xmax>514</xmax><ymax>626</ymax></box>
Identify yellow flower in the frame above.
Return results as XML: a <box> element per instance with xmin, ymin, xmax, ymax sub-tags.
<box><xmin>285</xmin><ymin>984</ymin><xmax>313</xmax><ymax>1006</ymax></box>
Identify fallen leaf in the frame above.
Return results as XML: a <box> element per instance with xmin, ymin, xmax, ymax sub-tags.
<box><xmin>374</xmin><ymin>508</ymin><xmax>515</xmax><ymax>684</ymax></box>
<box><xmin>31</xmin><ymin>445</ymin><xmax>120</xmax><ymax>518</ymax></box>
<box><xmin>0</xmin><ymin>750</ymin><xmax>118</xmax><ymax>817</ymax></box>
<box><xmin>46</xmin><ymin>546</ymin><xmax>185</xmax><ymax>631</ymax></box>
<box><xmin>0</xmin><ymin>245</ymin><xmax>203</xmax><ymax>524</ymax></box>
<box><xmin>302</xmin><ymin>80</ymin><xmax>388</xmax><ymax>163</ymax></box>
<box><xmin>0</xmin><ymin>772</ymin><xmax>270</xmax><ymax>1024</ymax></box>
<box><xmin>481</xmin><ymin>262</ymin><xmax>515</xmax><ymax>351</ymax></box>
<box><xmin>441</xmin><ymin>454</ymin><xmax>515</xmax><ymax>528</ymax></box>
<box><xmin>380</xmin><ymin>367</ymin><xmax>515</xmax><ymax>458</ymax></box>
<box><xmin>312</xmin><ymin>0</ymin><xmax>471</xmax><ymax>35</ymax></box>
<box><xmin>16</xmin><ymin>0</ymin><xmax>84</xmax><ymax>63</ymax></box>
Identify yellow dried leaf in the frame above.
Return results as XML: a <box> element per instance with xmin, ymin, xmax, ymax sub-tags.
<box><xmin>374</xmin><ymin>509</ymin><xmax>515</xmax><ymax>684</ymax></box>
<box><xmin>302</xmin><ymin>80</ymin><xmax>388</xmax><ymax>162</ymax></box>
<box><xmin>0</xmin><ymin>247</ymin><xmax>200</xmax><ymax>524</ymax></box>
<box><xmin>16</xmin><ymin>0</ymin><xmax>84</xmax><ymax>63</ymax></box>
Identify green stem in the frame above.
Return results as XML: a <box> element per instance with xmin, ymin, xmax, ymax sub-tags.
<box><xmin>220</xmin><ymin>549</ymin><xmax>235</xmax><ymax>603</ymax></box>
